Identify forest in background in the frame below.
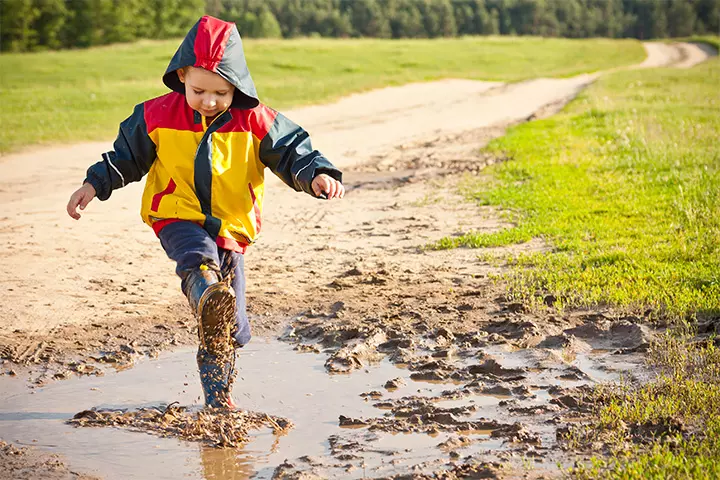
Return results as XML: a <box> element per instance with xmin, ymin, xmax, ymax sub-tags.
<box><xmin>1</xmin><ymin>0</ymin><xmax>719</xmax><ymax>52</ymax></box>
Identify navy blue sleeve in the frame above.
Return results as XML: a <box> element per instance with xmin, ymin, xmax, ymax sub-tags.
<box><xmin>258</xmin><ymin>112</ymin><xmax>342</xmax><ymax>197</ymax></box>
<box><xmin>84</xmin><ymin>103</ymin><xmax>156</xmax><ymax>201</ymax></box>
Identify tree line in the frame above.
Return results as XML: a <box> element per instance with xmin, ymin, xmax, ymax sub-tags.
<box><xmin>2</xmin><ymin>0</ymin><xmax>719</xmax><ymax>53</ymax></box>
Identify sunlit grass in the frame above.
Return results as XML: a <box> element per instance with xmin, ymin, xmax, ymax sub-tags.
<box><xmin>568</xmin><ymin>332</ymin><xmax>720</xmax><ymax>479</ymax></box>
<box><xmin>0</xmin><ymin>36</ymin><xmax>644</xmax><ymax>153</ymax></box>
<box><xmin>435</xmin><ymin>57</ymin><xmax>720</xmax><ymax>321</ymax></box>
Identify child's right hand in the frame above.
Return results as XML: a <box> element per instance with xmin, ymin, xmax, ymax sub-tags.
<box><xmin>66</xmin><ymin>183</ymin><xmax>97</xmax><ymax>220</ymax></box>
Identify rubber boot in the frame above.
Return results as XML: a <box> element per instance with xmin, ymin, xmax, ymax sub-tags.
<box><xmin>183</xmin><ymin>264</ymin><xmax>236</xmax><ymax>357</ymax></box>
<box><xmin>183</xmin><ymin>264</ymin><xmax>237</xmax><ymax>408</ymax></box>
<box><xmin>197</xmin><ymin>348</ymin><xmax>236</xmax><ymax>408</ymax></box>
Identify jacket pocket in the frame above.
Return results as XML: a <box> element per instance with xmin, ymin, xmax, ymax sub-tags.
<box><xmin>151</xmin><ymin>178</ymin><xmax>176</xmax><ymax>212</ymax></box>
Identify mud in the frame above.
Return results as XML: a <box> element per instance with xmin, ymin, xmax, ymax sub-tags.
<box><xmin>69</xmin><ymin>404</ymin><xmax>292</xmax><ymax>448</ymax></box>
<box><xmin>0</xmin><ymin>440</ymin><xmax>100</xmax><ymax>480</ymax></box>
<box><xmin>0</xmin><ymin>308</ymin><xmax>197</xmax><ymax>385</ymax></box>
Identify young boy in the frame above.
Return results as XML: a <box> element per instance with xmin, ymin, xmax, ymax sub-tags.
<box><xmin>66</xmin><ymin>16</ymin><xmax>344</xmax><ymax>408</ymax></box>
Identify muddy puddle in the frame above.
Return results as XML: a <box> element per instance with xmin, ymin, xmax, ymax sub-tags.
<box><xmin>0</xmin><ymin>338</ymin><xmax>646</xmax><ymax>479</ymax></box>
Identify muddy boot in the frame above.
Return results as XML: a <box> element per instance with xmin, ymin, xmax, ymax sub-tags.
<box><xmin>184</xmin><ymin>264</ymin><xmax>237</xmax><ymax>408</ymax></box>
<box><xmin>197</xmin><ymin>348</ymin><xmax>236</xmax><ymax>408</ymax></box>
<box><xmin>183</xmin><ymin>264</ymin><xmax>236</xmax><ymax>357</ymax></box>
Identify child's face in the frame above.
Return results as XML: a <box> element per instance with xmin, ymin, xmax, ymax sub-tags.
<box><xmin>177</xmin><ymin>66</ymin><xmax>235</xmax><ymax>117</ymax></box>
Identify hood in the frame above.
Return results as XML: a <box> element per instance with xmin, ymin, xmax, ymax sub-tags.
<box><xmin>163</xmin><ymin>16</ymin><xmax>259</xmax><ymax>110</ymax></box>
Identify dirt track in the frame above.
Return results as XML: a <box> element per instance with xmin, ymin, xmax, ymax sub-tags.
<box><xmin>0</xmin><ymin>42</ymin><xmax>714</xmax><ymax>478</ymax></box>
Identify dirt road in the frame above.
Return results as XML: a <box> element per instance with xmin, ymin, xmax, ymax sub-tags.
<box><xmin>0</xmin><ymin>42</ymin><xmax>713</xmax><ymax>478</ymax></box>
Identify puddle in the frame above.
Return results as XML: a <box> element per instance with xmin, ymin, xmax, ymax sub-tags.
<box><xmin>0</xmin><ymin>340</ymin><xmax>502</xmax><ymax>479</ymax></box>
<box><xmin>0</xmin><ymin>339</ymin><xmax>647</xmax><ymax>479</ymax></box>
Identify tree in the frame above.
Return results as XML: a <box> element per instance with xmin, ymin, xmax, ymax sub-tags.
<box><xmin>32</xmin><ymin>0</ymin><xmax>68</xmax><ymax>49</ymax></box>
<box><xmin>421</xmin><ymin>0</ymin><xmax>457</xmax><ymax>37</ymax></box>
<box><xmin>104</xmin><ymin>0</ymin><xmax>145</xmax><ymax>44</ymax></box>
<box><xmin>150</xmin><ymin>0</ymin><xmax>204</xmax><ymax>39</ymax></box>
<box><xmin>343</xmin><ymin>0</ymin><xmax>390</xmax><ymax>37</ymax></box>
<box><xmin>206</xmin><ymin>0</ymin><xmax>224</xmax><ymax>17</ymax></box>
<box><xmin>63</xmin><ymin>0</ymin><xmax>111</xmax><ymax>47</ymax></box>
<box><xmin>453</xmin><ymin>1</ymin><xmax>476</xmax><ymax>35</ymax></box>
<box><xmin>1</xmin><ymin>0</ymin><xmax>39</xmax><ymax>51</ymax></box>
<box><xmin>317</xmin><ymin>10</ymin><xmax>353</xmax><ymax>37</ymax></box>
<box><xmin>472</xmin><ymin>0</ymin><xmax>497</xmax><ymax>35</ymax></box>
<box><xmin>695</xmin><ymin>0</ymin><xmax>720</xmax><ymax>34</ymax></box>
<box><xmin>3</xmin><ymin>0</ymin><xmax>718</xmax><ymax>50</ymax></box>
<box><xmin>256</xmin><ymin>8</ymin><xmax>282</xmax><ymax>37</ymax></box>
<box><xmin>389</xmin><ymin>0</ymin><xmax>426</xmax><ymax>38</ymax></box>
<box><xmin>554</xmin><ymin>0</ymin><xmax>584</xmax><ymax>38</ymax></box>
<box><xmin>648</xmin><ymin>0</ymin><xmax>668</xmax><ymax>39</ymax></box>
<box><xmin>488</xmin><ymin>0</ymin><xmax>515</xmax><ymax>34</ymax></box>
<box><xmin>272</xmin><ymin>0</ymin><xmax>305</xmax><ymax>37</ymax></box>
<box><xmin>668</xmin><ymin>0</ymin><xmax>697</xmax><ymax>37</ymax></box>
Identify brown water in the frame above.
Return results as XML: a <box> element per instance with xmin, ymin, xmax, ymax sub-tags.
<box><xmin>0</xmin><ymin>338</ymin><xmax>647</xmax><ymax>479</ymax></box>
<box><xmin>0</xmin><ymin>340</ymin><xmax>509</xmax><ymax>479</ymax></box>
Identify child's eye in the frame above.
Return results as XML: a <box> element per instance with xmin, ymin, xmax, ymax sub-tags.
<box><xmin>217</xmin><ymin>91</ymin><xmax>228</xmax><ymax>96</ymax></box>
<box><xmin>193</xmin><ymin>90</ymin><xmax>203</xmax><ymax>94</ymax></box>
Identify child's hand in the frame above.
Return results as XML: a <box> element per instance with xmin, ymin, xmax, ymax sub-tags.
<box><xmin>311</xmin><ymin>174</ymin><xmax>345</xmax><ymax>200</ymax></box>
<box><xmin>66</xmin><ymin>183</ymin><xmax>97</xmax><ymax>220</ymax></box>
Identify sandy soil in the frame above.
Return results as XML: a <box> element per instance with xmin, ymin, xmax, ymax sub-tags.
<box><xmin>0</xmin><ymin>42</ymin><xmax>714</xmax><ymax>478</ymax></box>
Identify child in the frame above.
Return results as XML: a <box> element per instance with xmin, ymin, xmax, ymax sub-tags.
<box><xmin>66</xmin><ymin>16</ymin><xmax>344</xmax><ymax>408</ymax></box>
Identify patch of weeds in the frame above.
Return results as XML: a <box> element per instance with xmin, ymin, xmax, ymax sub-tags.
<box><xmin>433</xmin><ymin>226</ymin><xmax>535</xmax><ymax>250</ymax></box>
<box><xmin>566</xmin><ymin>327</ymin><xmax>720</xmax><ymax>479</ymax></box>
<box><xmin>475</xmin><ymin>251</ymin><xmax>505</xmax><ymax>265</ymax></box>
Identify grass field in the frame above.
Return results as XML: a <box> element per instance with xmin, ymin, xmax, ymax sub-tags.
<box><xmin>437</xmin><ymin>54</ymin><xmax>719</xmax><ymax>322</ymax></box>
<box><xmin>0</xmin><ymin>36</ymin><xmax>644</xmax><ymax>154</ymax></box>
<box><xmin>434</xmin><ymin>41</ymin><xmax>719</xmax><ymax>478</ymax></box>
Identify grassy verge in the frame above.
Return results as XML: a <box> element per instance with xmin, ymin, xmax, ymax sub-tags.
<box><xmin>0</xmin><ymin>36</ymin><xmax>644</xmax><ymax>154</ymax></box>
<box><xmin>567</xmin><ymin>331</ymin><xmax>720</xmax><ymax>479</ymax></box>
<box><xmin>685</xmin><ymin>35</ymin><xmax>720</xmax><ymax>51</ymax></box>
<box><xmin>436</xmin><ymin>57</ymin><xmax>719</xmax><ymax>321</ymax></box>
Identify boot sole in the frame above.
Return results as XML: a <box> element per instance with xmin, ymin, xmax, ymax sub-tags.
<box><xmin>197</xmin><ymin>284</ymin><xmax>236</xmax><ymax>356</ymax></box>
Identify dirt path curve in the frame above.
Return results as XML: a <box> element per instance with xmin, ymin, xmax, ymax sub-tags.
<box><xmin>0</xmin><ymin>42</ymin><xmax>712</xmax><ymax>376</ymax></box>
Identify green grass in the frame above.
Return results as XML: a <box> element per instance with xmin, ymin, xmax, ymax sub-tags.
<box><xmin>568</xmin><ymin>331</ymin><xmax>720</xmax><ymax>479</ymax></box>
<box><xmin>685</xmin><ymin>35</ymin><xmax>720</xmax><ymax>51</ymax></box>
<box><xmin>0</xmin><ymin>36</ymin><xmax>644</xmax><ymax>153</ymax></box>
<box><xmin>436</xmin><ymin>57</ymin><xmax>720</xmax><ymax>321</ymax></box>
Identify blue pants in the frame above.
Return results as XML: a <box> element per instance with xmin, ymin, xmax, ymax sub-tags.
<box><xmin>158</xmin><ymin>221</ymin><xmax>251</xmax><ymax>347</ymax></box>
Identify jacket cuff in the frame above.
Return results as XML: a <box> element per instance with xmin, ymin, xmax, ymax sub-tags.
<box><xmin>84</xmin><ymin>171</ymin><xmax>110</xmax><ymax>201</ymax></box>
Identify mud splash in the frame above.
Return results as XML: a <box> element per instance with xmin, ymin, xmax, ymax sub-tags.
<box><xmin>69</xmin><ymin>404</ymin><xmax>293</xmax><ymax>448</ymax></box>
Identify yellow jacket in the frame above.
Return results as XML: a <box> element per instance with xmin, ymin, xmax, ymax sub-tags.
<box><xmin>85</xmin><ymin>16</ymin><xmax>341</xmax><ymax>252</ymax></box>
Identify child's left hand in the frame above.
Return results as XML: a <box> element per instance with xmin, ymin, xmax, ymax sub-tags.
<box><xmin>312</xmin><ymin>174</ymin><xmax>345</xmax><ymax>199</ymax></box>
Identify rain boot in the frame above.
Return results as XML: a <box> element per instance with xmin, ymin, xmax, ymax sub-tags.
<box><xmin>197</xmin><ymin>348</ymin><xmax>236</xmax><ymax>408</ymax></box>
<box><xmin>183</xmin><ymin>264</ymin><xmax>236</xmax><ymax>357</ymax></box>
<box><xmin>183</xmin><ymin>264</ymin><xmax>237</xmax><ymax>408</ymax></box>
